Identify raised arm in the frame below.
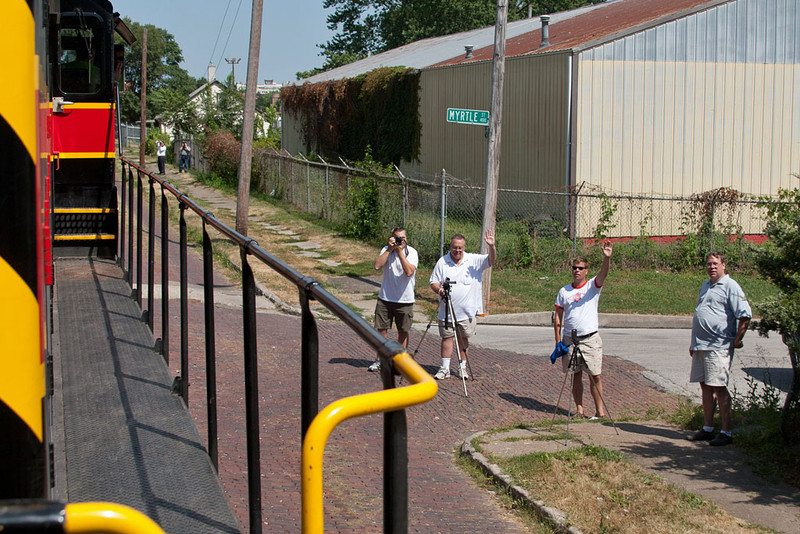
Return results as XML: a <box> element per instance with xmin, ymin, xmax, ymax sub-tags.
<box><xmin>485</xmin><ymin>229</ymin><xmax>497</xmax><ymax>266</ymax></box>
<box><xmin>595</xmin><ymin>241</ymin><xmax>613</xmax><ymax>287</ymax></box>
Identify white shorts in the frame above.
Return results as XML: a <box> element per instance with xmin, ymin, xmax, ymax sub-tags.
<box><xmin>690</xmin><ymin>348</ymin><xmax>732</xmax><ymax>387</ymax></box>
<box><xmin>562</xmin><ymin>332</ymin><xmax>602</xmax><ymax>376</ymax></box>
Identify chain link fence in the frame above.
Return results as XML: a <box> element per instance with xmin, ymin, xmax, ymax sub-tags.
<box><xmin>241</xmin><ymin>147</ymin><xmax>778</xmax><ymax>269</ymax></box>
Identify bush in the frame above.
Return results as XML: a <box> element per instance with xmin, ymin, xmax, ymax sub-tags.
<box><xmin>201</xmin><ymin>131</ymin><xmax>240</xmax><ymax>187</ymax></box>
<box><xmin>342</xmin><ymin>175</ymin><xmax>381</xmax><ymax>241</ymax></box>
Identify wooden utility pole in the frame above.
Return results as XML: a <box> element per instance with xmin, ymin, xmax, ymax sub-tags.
<box><xmin>138</xmin><ymin>29</ymin><xmax>147</xmax><ymax>168</ymax></box>
<box><xmin>235</xmin><ymin>1</ymin><xmax>263</xmax><ymax>236</ymax></box>
<box><xmin>480</xmin><ymin>0</ymin><xmax>508</xmax><ymax>312</ymax></box>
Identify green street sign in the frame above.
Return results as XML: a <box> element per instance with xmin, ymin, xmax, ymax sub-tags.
<box><xmin>446</xmin><ymin>108</ymin><xmax>489</xmax><ymax>126</ymax></box>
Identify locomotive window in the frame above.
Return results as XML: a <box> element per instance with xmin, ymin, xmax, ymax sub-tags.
<box><xmin>58</xmin><ymin>15</ymin><xmax>104</xmax><ymax>95</ymax></box>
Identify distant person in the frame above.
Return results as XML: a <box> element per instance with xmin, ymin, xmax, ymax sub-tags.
<box><xmin>429</xmin><ymin>231</ymin><xmax>496</xmax><ymax>380</ymax></box>
<box><xmin>179</xmin><ymin>141</ymin><xmax>191</xmax><ymax>172</ymax></box>
<box><xmin>156</xmin><ymin>140</ymin><xmax>166</xmax><ymax>174</ymax></box>
<box><xmin>553</xmin><ymin>242</ymin><xmax>613</xmax><ymax>419</ymax></box>
<box><xmin>368</xmin><ymin>227</ymin><xmax>418</xmax><ymax>372</ymax></box>
<box><xmin>688</xmin><ymin>252</ymin><xmax>751</xmax><ymax>446</ymax></box>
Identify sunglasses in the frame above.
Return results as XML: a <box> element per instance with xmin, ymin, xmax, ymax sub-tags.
<box><xmin>572</xmin><ymin>266</ymin><xmax>587</xmax><ymax>271</ymax></box>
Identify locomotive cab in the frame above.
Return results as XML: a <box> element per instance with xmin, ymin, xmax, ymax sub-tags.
<box><xmin>50</xmin><ymin>0</ymin><xmax>119</xmax><ymax>258</ymax></box>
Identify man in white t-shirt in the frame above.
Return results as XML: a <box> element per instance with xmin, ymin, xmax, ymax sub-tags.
<box><xmin>368</xmin><ymin>227</ymin><xmax>418</xmax><ymax>372</ymax></box>
<box><xmin>429</xmin><ymin>231</ymin><xmax>496</xmax><ymax>380</ymax></box>
<box><xmin>553</xmin><ymin>242</ymin><xmax>613</xmax><ymax>419</ymax></box>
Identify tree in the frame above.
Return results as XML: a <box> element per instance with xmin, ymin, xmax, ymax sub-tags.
<box><xmin>117</xmin><ymin>18</ymin><xmax>202</xmax><ymax>123</ymax></box>
<box><xmin>754</xmin><ymin>179</ymin><xmax>800</xmax><ymax>440</ymax></box>
<box><xmin>315</xmin><ymin>1</ymin><xmax>604</xmax><ymax>71</ymax></box>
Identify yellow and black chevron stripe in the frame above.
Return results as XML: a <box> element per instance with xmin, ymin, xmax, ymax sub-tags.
<box><xmin>0</xmin><ymin>0</ymin><xmax>46</xmax><ymax>499</ymax></box>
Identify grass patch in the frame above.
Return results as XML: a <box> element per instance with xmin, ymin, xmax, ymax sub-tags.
<box><xmin>455</xmin><ymin>454</ymin><xmax>559</xmax><ymax>533</ymax></box>
<box><xmin>485</xmin><ymin>445</ymin><xmax>767</xmax><ymax>533</ymax></box>
<box><xmin>491</xmin><ymin>269</ymin><xmax>777</xmax><ymax>316</ymax></box>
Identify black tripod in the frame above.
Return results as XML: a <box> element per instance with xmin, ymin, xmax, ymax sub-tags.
<box><xmin>552</xmin><ymin>330</ymin><xmax>617</xmax><ymax>443</ymax></box>
<box><xmin>441</xmin><ymin>278</ymin><xmax>472</xmax><ymax>397</ymax></box>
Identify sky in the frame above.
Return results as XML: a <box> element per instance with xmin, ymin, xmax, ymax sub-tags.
<box><xmin>111</xmin><ymin>0</ymin><xmax>335</xmax><ymax>85</ymax></box>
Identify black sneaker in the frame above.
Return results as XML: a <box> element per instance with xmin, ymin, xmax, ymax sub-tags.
<box><xmin>688</xmin><ymin>429</ymin><xmax>716</xmax><ymax>441</ymax></box>
<box><xmin>709</xmin><ymin>433</ymin><xmax>733</xmax><ymax>446</ymax></box>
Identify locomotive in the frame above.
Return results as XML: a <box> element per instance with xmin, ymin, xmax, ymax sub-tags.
<box><xmin>1</xmin><ymin>0</ymin><xmax>133</xmax><ymax>500</ymax></box>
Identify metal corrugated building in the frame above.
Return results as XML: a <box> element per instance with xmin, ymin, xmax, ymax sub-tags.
<box><xmin>282</xmin><ymin>0</ymin><xmax>800</xmax><ymax>234</ymax></box>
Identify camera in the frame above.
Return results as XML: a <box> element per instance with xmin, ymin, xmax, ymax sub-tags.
<box><xmin>392</xmin><ymin>235</ymin><xmax>404</xmax><ymax>245</ymax></box>
<box><xmin>442</xmin><ymin>277</ymin><xmax>456</xmax><ymax>292</ymax></box>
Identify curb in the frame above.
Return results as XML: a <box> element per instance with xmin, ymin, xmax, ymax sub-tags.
<box><xmin>461</xmin><ymin>431</ymin><xmax>583</xmax><ymax>534</ymax></box>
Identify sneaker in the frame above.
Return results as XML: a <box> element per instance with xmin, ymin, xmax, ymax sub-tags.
<box><xmin>709</xmin><ymin>433</ymin><xmax>733</xmax><ymax>447</ymax></box>
<box><xmin>367</xmin><ymin>360</ymin><xmax>381</xmax><ymax>372</ymax></box>
<box><xmin>457</xmin><ymin>367</ymin><xmax>469</xmax><ymax>379</ymax></box>
<box><xmin>433</xmin><ymin>366</ymin><xmax>451</xmax><ymax>380</ymax></box>
<box><xmin>688</xmin><ymin>429</ymin><xmax>716</xmax><ymax>442</ymax></box>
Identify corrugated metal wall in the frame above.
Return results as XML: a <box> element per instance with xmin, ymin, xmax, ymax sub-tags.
<box><xmin>407</xmin><ymin>52</ymin><xmax>571</xmax><ymax>190</ymax></box>
<box><xmin>575</xmin><ymin>0</ymin><xmax>800</xmax><ymax>199</ymax></box>
<box><xmin>281</xmin><ymin>107</ymin><xmax>306</xmax><ymax>156</ymax></box>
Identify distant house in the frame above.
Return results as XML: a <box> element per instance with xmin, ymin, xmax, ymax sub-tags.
<box><xmin>235</xmin><ymin>79</ymin><xmax>284</xmax><ymax>95</ymax></box>
<box><xmin>187</xmin><ymin>63</ymin><xmax>227</xmax><ymax>116</ymax></box>
<box><xmin>282</xmin><ymin>0</ymin><xmax>800</xmax><ymax>236</ymax></box>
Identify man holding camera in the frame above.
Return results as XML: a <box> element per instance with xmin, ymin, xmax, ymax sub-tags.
<box><xmin>553</xmin><ymin>242</ymin><xmax>613</xmax><ymax>419</ymax></box>
<box><xmin>429</xmin><ymin>231</ymin><xmax>496</xmax><ymax>380</ymax></box>
<box><xmin>368</xmin><ymin>227</ymin><xmax>418</xmax><ymax>372</ymax></box>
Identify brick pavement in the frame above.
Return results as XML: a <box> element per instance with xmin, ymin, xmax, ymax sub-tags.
<box><xmin>128</xmin><ymin>163</ymin><xmax>679</xmax><ymax>532</ymax></box>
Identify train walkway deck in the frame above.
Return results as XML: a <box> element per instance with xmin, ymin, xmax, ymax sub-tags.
<box><xmin>50</xmin><ymin>258</ymin><xmax>239</xmax><ymax>534</ymax></box>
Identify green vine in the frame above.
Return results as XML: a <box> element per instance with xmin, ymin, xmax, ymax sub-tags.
<box><xmin>281</xmin><ymin>67</ymin><xmax>421</xmax><ymax>165</ymax></box>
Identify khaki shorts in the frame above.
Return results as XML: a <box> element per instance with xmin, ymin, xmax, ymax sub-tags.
<box><xmin>690</xmin><ymin>348</ymin><xmax>732</xmax><ymax>387</ymax></box>
<box><xmin>374</xmin><ymin>299</ymin><xmax>414</xmax><ymax>332</ymax></box>
<box><xmin>438</xmin><ymin>317</ymin><xmax>476</xmax><ymax>339</ymax></box>
<box><xmin>562</xmin><ymin>332</ymin><xmax>603</xmax><ymax>376</ymax></box>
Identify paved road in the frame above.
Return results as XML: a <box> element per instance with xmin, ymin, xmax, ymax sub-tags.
<box><xmin>467</xmin><ymin>324</ymin><xmax>793</xmax><ymax>403</ymax></box>
<box><xmin>138</xmin><ymin>163</ymin><xmax>793</xmax><ymax>532</ymax></box>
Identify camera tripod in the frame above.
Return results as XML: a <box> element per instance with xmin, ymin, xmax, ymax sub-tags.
<box><xmin>552</xmin><ymin>329</ymin><xmax>617</xmax><ymax>443</ymax></box>
<box><xmin>440</xmin><ymin>278</ymin><xmax>473</xmax><ymax>397</ymax></box>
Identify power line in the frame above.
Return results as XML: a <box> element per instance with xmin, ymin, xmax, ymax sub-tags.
<box><xmin>207</xmin><ymin>0</ymin><xmax>233</xmax><ymax>69</ymax></box>
<box><xmin>215</xmin><ymin>0</ymin><xmax>244</xmax><ymax>71</ymax></box>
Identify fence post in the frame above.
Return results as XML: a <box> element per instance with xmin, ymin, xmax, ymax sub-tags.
<box><xmin>306</xmin><ymin>158</ymin><xmax>311</xmax><ymax>212</ymax></box>
<box><xmin>202</xmin><ymin>221</ymin><xmax>218</xmax><ymax>471</ymax></box>
<box><xmin>440</xmin><ymin>169</ymin><xmax>447</xmax><ymax>258</ymax></box>
<box><xmin>146</xmin><ymin>176</ymin><xmax>156</xmax><ymax>329</ymax></box>
<box><xmin>395</xmin><ymin>164</ymin><xmax>408</xmax><ymax>229</ymax></box>
<box><xmin>240</xmin><ymin>246</ymin><xmax>262</xmax><ymax>534</ymax></box>
<box><xmin>158</xmin><ymin>185</ymin><xmax>169</xmax><ymax>362</ymax></box>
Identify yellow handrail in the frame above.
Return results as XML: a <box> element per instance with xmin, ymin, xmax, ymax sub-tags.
<box><xmin>64</xmin><ymin>503</ymin><xmax>165</xmax><ymax>534</ymax></box>
<box><xmin>301</xmin><ymin>351</ymin><xmax>437</xmax><ymax>532</ymax></box>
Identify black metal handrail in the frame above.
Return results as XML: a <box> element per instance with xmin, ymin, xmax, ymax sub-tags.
<box><xmin>118</xmin><ymin>157</ymin><xmax>430</xmax><ymax>533</ymax></box>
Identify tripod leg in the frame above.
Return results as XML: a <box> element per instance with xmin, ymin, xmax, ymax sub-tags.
<box><xmin>451</xmin><ymin>329</ymin><xmax>468</xmax><ymax>397</ymax></box>
<box><xmin>551</xmin><ymin>355</ymin><xmax>572</xmax><ymax>422</ymax></box>
<box><xmin>586</xmin><ymin>371</ymin><xmax>619</xmax><ymax>435</ymax></box>
<box><xmin>411</xmin><ymin>317</ymin><xmax>437</xmax><ymax>360</ymax></box>
<box><xmin>565</xmin><ymin>360</ymin><xmax>576</xmax><ymax>446</ymax></box>
<box><xmin>464</xmin><ymin>348</ymin><xmax>475</xmax><ymax>381</ymax></box>
<box><xmin>447</xmin><ymin>297</ymin><xmax>473</xmax><ymax>384</ymax></box>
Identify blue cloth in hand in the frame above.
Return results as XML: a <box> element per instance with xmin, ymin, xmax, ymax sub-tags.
<box><xmin>550</xmin><ymin>342</ymin><xmax>569</xmax><ymax>364</ymax></box>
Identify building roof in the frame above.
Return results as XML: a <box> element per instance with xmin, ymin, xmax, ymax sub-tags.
<box><xmin>297</xmin><ymin>1</ymin><xmax>607</xmax><ymax>84</ymax></box>
<box><xmin>433</xmin><ymin>0</ymin><xmax>729</xmax><ymax>67</ymax></box>
<box><xmin>296</xmin><ymin>0</ymin><xmax>731</xmax><ymax>84</ymax></box>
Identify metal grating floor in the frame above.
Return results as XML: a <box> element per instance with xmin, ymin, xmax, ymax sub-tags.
<box><xmin>51</xmin><ymin>258</ymin><xmax>240</xmax><ymax>533</ymax></box>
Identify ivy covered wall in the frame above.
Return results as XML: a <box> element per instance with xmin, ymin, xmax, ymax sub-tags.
<box><xmin>281</xmin><ymin>67</ymin><xmax>421</xmax><ymax>165</ymax></box>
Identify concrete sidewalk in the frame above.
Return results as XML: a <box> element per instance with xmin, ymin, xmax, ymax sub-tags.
<box><xmin>465</xmin><ymin>420</ymin><xmax>800</xmax><ymax>533</ymax></box>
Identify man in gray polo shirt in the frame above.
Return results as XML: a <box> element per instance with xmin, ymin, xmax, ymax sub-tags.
<box><xmin>688</xmin><ymin>252</ymin><xmax>751</xmax><ymax>446</ymax></box>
